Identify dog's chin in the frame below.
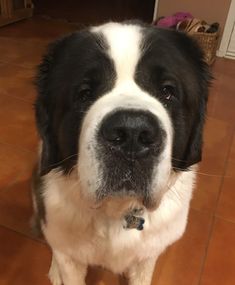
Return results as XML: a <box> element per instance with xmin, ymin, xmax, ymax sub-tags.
<box><xmin>95</xmin><ymin>182</ymin><xmax>162</xmax><ymax>213</ymax></box>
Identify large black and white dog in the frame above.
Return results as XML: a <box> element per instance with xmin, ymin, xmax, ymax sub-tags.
<box><xmin>33</xmin><ymin>21</ymin><xmax>210</xmax><ymax>285</ymax></box>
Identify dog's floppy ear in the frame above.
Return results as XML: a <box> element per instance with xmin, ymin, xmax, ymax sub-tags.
<box><xmin>35</xmin><ymin>98</ymin><xmax>59</xmax><ymax>176</ymax></box>
<box><xmin>178</xmin><ymin>100</ymin><xmax>207</xmax><ymax>170</ymax></box>
<box><xmin>35</xmin><ymin>40</ymin><xmax>62</xmax><ymax>175</ymax></box>
<box><xmin>173</xmin><ymin>35</ymin><xmax>212</xmax><ymax>171</ymax></box>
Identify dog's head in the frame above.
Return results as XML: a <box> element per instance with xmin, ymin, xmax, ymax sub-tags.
<box><xmin>35</xmin><ymin>22</ymin><xmax>210</xmax><ymax>209</ymax></box>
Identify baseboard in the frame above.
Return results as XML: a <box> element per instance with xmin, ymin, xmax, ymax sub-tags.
<box><xmin>216</xmin><ymin>49</ymin><xmax>225</xmax><ymax>57</ymax></box>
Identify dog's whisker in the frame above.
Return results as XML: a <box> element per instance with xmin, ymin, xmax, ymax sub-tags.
<box><xmin>171</xmin><ymin>157</ymin><xmax>189</xmax><ymax>162</ymax></box>
<box><xmin>194</xmin><ymin>171</ymin><xmax>231</xmax><ymax>178</ymax></box>
<box><xmin>67</xmin><ymin>164</ymin><xmax>77</xmax><ymax>176</ymax></box>
<box><xmin>172</xmin><ymin>166</ymin><xmax>231</xmax><ymax>178</ymax></box>
<box><xmin>45</xmin><ymin>154</ymin><xmax>78</xmax><ymax>169</ymax></box>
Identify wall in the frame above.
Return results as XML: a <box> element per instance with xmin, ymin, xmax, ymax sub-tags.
<box><xmin>34</xmin><ymin>0</ymin><xmax>155</xmax><ymax>25</ymax></box>
<box><xmin>157</xmin><ymin>0</ymin><xmax>232</xmax><ymax>38</ymax></box>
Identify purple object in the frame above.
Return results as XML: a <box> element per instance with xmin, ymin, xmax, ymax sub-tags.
<box><xmin>156</xmin><ymin>12</ymin><xmax>193</xmax><ymax>28</ymax></box>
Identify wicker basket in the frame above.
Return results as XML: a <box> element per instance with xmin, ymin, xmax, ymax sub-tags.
<box><xmin>191</xmin><ymin>31</ymin><xmax>219</xmax><ymax>65</ymax></box>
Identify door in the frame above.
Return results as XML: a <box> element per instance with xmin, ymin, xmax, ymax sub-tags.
<box><xmin>226</xmin><ymin>22</ymin><xmax>235</xmax><ymax>58</ymax></box>
<box><xmin>219</xmin><ymin>0</ymin><xmax>235</xmax><ymax>59</ymax></box>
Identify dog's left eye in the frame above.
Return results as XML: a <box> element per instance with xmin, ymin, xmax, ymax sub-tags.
<box><xmin>79</xmin><ymin>83</ymin><xmax>92</xmax><ymax>102</ymax></box>
<box><xmin>160</xmin><ymin>84</ymin><xmax>176</xmax><ymax>101</ymax></box>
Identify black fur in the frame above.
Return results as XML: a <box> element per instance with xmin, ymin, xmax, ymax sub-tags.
<box><xmin>31</xmin><ymin>166</ymin><xmax>46</xmax><ymax>234</ymax></box>
<box><xmin>136</xmin><ymin>27</ymin><xmax>211</xmax><ymax>170</ymax></box>
<box><xmin>35</xmin><ymin>30</ymin><xmax>116</xmax><ymax>175</ymax></box>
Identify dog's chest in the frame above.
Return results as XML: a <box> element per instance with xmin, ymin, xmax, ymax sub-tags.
<box><xmin>42</xmin><ymin>171</ymin><xmax>194</xmax><ymax>273</ymax></box>
<box><xmin>43</xmin><ymin>194</ymin><xmax>155</xmax><ymax>272</ymax></box>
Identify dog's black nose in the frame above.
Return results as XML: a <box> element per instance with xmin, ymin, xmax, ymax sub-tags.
<box><xmin>100</xmin><ymin>110</ymin><xmax>161</xmax><ymax>159</ymax></box>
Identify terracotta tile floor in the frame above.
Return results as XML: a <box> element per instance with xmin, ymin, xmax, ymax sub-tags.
<box><xmin>0</xmin><ymin>17</ymin><xmax>235</xmax><ymax>285</ymax></box>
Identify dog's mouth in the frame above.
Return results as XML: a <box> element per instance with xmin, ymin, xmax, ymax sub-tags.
<box><xmin>95</xmin><ymin>165</ymin><xmax>160</xmax><ymax>210</ymax></box>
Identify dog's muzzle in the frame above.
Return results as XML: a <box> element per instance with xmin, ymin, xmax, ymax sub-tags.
<box><xmin>95</xmin><ymin>109</ymin><xmax>166</xmax><ymax>206</ymax></box>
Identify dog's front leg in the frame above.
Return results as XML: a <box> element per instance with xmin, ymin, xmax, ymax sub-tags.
<box><xmin>49</xmin><ymin>250</ymin><xmax>87</xmax><ymax>285</ymax></box>
<box><xmin>127</xmin><ymin>257</ymin><xmax>157</xmax><ymax>285</ymax></box>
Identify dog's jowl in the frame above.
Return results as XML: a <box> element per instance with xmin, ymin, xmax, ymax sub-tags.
<box><xmin>32</xmin><ymin>21</ymin><xmax>211</xmax><ymax>285</ymax></box>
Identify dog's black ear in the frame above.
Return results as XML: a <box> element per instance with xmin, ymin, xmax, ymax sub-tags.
<box><xmin>35</xmin><ymin>98</ymin><xmax>59</xmax><ymax>175</ymax></box>
<box><xmin>35</xmin><ymin>40</ymin><xmax>62</xmax><ymax>175</ymax></box>
<box><xmin>177</xmin><ymin>101</ymin><xmax>206</xmax><ymax>170</ymax></box>
<box><xmin>173</xmin><ymin>35</ymin><xmax>212</xmax><ymax>171</ymax></box>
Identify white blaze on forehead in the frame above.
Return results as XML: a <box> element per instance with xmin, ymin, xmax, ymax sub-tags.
<box><xmin>79</xmin><ymin>23</ymin><xmax>173</xmax><ymax>200</ymax></box>
<box><xmin>92</xmin><ymin>22</ymin><xmax>142</xmax><ymax>83</ymax></box>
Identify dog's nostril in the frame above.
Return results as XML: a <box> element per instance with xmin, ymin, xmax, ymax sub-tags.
<box><xmin>105</xmin><ymin>128</ymin><xmax>127</xmax><ymax>145</ymax></box>
<box><xmin>138</xmin><ymin>130</ymin><xmax>156</xmax><ymax>146</ymax></box>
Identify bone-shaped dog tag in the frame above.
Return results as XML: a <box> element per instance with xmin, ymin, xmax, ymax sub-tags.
<box><xmin>123</xmin><ymin>208</ymin><xmax>145</xmax><ymax>231</ymax></box>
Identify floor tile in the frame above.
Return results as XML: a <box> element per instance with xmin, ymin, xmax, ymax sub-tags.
<box><xmin>0</xmin><ymin>179</ymin><xmax>33</xmax><ymax>237</ymax></box>
<box><xmin>208</xmin><ymin>58</ymin><xmax>235</xmax><ymax>123</ymax></box>
<box><xmin>207</xmin><ymin>76</ymin><xmax>235</xmax><ymax>123</ymax></box>
<box><xmin>212</xmin><ymin>57</ymin><xmax>235</xmax><ymax>79</ymax></box>
<box><xmin>200</xmin><ymin>218</ymin><xmax>235</xmax><ymax>285</ymax></box>
<box><xmin>200</xmin><ymin>116</ymin><xmax>233</xmax><ymax>175</ymax></box>
<box><xmin>0</xmin><ymin>37</ymin><xmax>48</xmax><ymax>68</ymax></box>
<box><xmin>191</xmin><ymin>174</ymin><xmax>222</xmax><ymax>213</ymax></box>
<box><xmin>0</xmin><ymin>94</ymin><xmax>38</xmax><ymax>151</ymax></box>
<box><xmin>190</xmin><ymin>116</ymin><xmax>233</xmax><ymax>213</ymax></box>
<box><xmin>0</xmin><ymin>143</ymin><xmax>37</xmax><ymax>190</ymax></box>
<box><xmin>154</xmin><ymin>208</ymin><xmax>212</xmax><ymax>285</ymax></box>
<box><xmin>0</xmin><ymin>226</ymin><xmax>51</xmax><ymax>285</ymax></box>
<box><xmin>0</xmin><ymin>63</ymin><xmax>36</xmax><ymax>103</ymax></box>
<box><xmin>216</xmin><ymin>134</ymin><xmax>235</xmax><ymax>222</ymax></box>
<box><xmin>0</xmin><ymin>17</ymin><xmax>78</xmax><ymax>69</ymax></box>
<box><xmin>86</xmin><ymin>267</ymin><xmax>126</xmax><ymax>285</ymax></box>
<box><xmin>0</xmin><ymin>16</ymin><xmax>78</xmax><ymax>39</ymax></box>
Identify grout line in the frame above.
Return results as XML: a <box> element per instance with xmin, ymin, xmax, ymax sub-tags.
<box><xmin>214</xmin><ymin>129</ymin><xmax>235</xmax><ymax>211</ymax></box>
<box><xmin>154</xmin><ymin>249</ymin><xmax>170</xmax><ymax>283</ymax></box>
<box><xmin>0</xmin><ymin>60</ymin><xmax>36</xmax><ymax>69</ymax></box>
<box><xmin>0</xmin><ymin>224</ymin><xmax>47</xmax><ymax>246</ymax></box>
<box><xmin>2</xmin><ymin>168</ymin><xmax>33</xmax><ymax>192</ymax></box>
<box><xmin>214</xmin><ymin>214</ymin><xmax>235</xmax><ymax>225</ymax></box>
<box><xmin>197</xmin><ymin>128</ymin><xmax>235</xmax><ymax>285</ymax></box>
<box><xmin>0</xmin><ymin>140</ymin><xmax>38</xmax><ymax>154</ymax></box>
<box><xmin>0</xmin><ymin>141</ymin><xmax>38</xmax><ymax>191</ymax></box>
<box><xmin>0</xmin><ymin>91</ymin><xmax>36</xmax><ymax>104</ymax></box>
<box><xmin>0</xmin><ymin>60</ymin><xmax>39</xmax><ymax>70</ymax></box>
<box><xmin>196</xmin><ymin>215</ymin><xmax>215</xmax><ymax>285</ymax></box>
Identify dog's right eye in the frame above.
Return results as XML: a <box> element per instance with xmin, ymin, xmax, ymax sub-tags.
<box><xmin>78</xmin><ymin>83</ymin><xmax>92</xmax><ymax>102</ymax></box>
<box><xmin>73</xmin><ymin>82</ymin><xmax>93</xmax><ymax>105</ymax></box>
<box><xmin>160</xmin><ymin>85</ymin><xmax>176</xmax><ymax>101</ymax></box>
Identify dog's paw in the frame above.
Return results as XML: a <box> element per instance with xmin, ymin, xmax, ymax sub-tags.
<box><xmin>48</xmin><ymin>257</ymin><xmax>63</xmax><ymax>285</ymax></box>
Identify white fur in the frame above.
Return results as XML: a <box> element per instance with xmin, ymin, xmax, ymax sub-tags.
<box><xmin>43</xmin><ymin>167</ymin><xmax>196</xmax><ymax>283</ymax></box>
<box><xmin>92</xmin><ymin>23</ymin><xmax>142</xmax><ymax>83</ymax></box>
<box><xmin>39</xmin><ymin>23</ymin><xmax>198</xmax><ymax>285</ymax></box>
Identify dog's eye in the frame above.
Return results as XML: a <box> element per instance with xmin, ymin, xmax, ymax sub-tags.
<box><xmin>79</xmin><ymin>83</ymin><xmax>92</xmax><ymax>102</ymax></box>
<box><xmin>160</xmin><ymin>85</ymin><xmax>176</xmax><ymax>101</ymax></box>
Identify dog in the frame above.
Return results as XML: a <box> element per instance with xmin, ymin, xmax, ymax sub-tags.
<box><xmin>32</xmin><ymin>21</ymin><xmax>211</xmax><ymax>285</ymax></box>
